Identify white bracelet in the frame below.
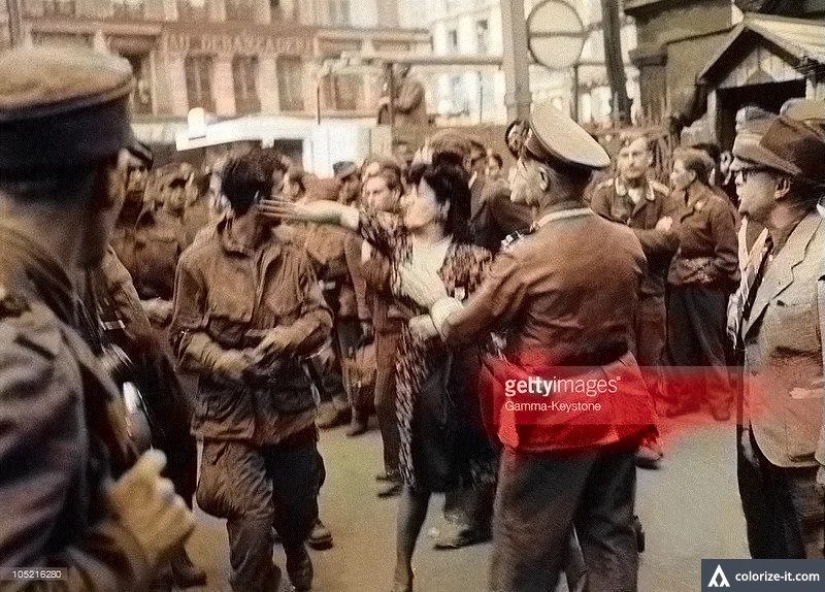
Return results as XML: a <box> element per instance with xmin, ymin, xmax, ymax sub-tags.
<box><xmin>431</xmin><ymin>297</ymin><xmax>463</xmax><ymax>338</ymax></box>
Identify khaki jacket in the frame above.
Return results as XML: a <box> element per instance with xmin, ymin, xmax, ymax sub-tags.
<box><xmin>170</xmin><ymin>216</ymin><xmax>332</xmax><ymax>444</ymax></box>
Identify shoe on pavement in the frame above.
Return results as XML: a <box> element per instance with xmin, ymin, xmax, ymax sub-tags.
<box><xmin>635</xmin><ymin>439</ymin><xmax>664</xmax><ymax>470</ymax></box>
<box><xmin>346</xmin><ymin>415</ymin><xmax>369</xmax><ymax>437</ymax></box>
<box><xmin>286</xmin><ymin>544</ymin><xmax>313</xmax><ymax>591</ymax></box>
<box><xmin>308</xmin><ymin>519</ymin><xmax>333</xmax><ymax>550</ymax></box>
<box><xmin>376</xmin><ymin>470</ymin><xmax>399</xmax><ymax>482</ymax></box>
<box><xmin>376</xmin><ymin>480</ymin><xmax>402</xmax><ymax>498</ymax></box>
<box><xmin>433</xmin><ymin>521</ymin><xmax>491</xmax><ymax>550</ymax></box>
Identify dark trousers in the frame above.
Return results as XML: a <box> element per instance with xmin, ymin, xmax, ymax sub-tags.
<box><xmin>374</xmin><ymin>328</ymin><xmax>402</xmax><ymax>476</ymax></box>
<box><xmin>666</xmin><ymin>285</ymin><xmax>733</xmax><ymax>415</ymax></box>
<box><xmin>444</xmin><ymin>482</ymin><xmax>495</xmax><ymax>535</ymax></box>
<box><xmin>737</xmin><ymin>427</ymin><xmax>824</xmax><ymax>559</ymax></box>
<box><xmin>629</xmin><ymin>294</ymin><xmax>666</xmax><ymax>398</ymax></box>
<box><xmin>336</xmin><ymin>317</ymin><xmax>370</xmax><ymax>412</ymax></box>
<box><xmin>490</xmin><ymin>447</ymin><xmax>638</xmax><ymax>592</ymax></box>
<box><xmin>200</xmin><ymin>429</ymin><xmax>324</xmax><ymax>592</ymax></box>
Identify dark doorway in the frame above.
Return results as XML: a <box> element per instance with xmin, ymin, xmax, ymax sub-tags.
<box><xmin>716</xmin><ymin>79</ymin><xmax>806</xmax><ymax>150</ymax></box>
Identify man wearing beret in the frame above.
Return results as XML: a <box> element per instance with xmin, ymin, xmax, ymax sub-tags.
<box><xmin>729</xmin><ymin>112</ymin><xmax>825</xmax><ymax>559</ymax></box>
<box><xmin>397</xmin><ymin>103</ymin><xmax>655</xmax><ymax>591</ymax></box>
<box><xmin>0</xmin><ymin>46</ymin><xmax>195</xmax><ymax>590</ymax></box>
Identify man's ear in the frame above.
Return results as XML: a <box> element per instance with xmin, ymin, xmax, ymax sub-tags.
<box><xmin>538</xmin><ymin>167</ymin><xmax>551</xmax><ymax>193</ymax></box>
<box><xmin>774</xmin><ymin>176</ymin><xmax>791</xmax><ymax>201</ymax></box>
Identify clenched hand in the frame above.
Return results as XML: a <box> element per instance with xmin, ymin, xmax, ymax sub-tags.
<box><xmin>106</xmin><ymin>450</ymin><xmax>195</xmax><ymax>569</ymax></box>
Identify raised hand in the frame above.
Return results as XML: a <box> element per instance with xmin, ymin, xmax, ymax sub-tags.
<box><xmin>397</xmin><ymin>261</ymin><xmax>447</xmax><ymax>309</ymax></box>
<box><xmin>258</xmin><ymin>198</ymin><xmax>352</xmax><ymax>226</ymax></box>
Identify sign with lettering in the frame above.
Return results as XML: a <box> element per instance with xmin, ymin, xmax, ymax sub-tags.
<box><xmin>163</xmin><ymin>32</ymin><xmax>312</xmax><ymax>55</ymax></box>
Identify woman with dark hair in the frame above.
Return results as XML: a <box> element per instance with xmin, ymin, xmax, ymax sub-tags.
<box><xmin>260</xmin><ymin>163</ymin><xmax>498</xmax><ymax>592</ymax></box>
<box><xmin>665</xmin><ymin>147</ymin><xmax>739</xmax><ymax>420</ymax></box>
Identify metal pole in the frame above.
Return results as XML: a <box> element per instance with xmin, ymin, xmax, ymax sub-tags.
<box><xmin>316</xmin><ymin>66</ymin><xmax>322</xmax><ymax>125</ymax></box>
<box><xmin>572</xmin><ymin>62</ymin><xmax>579</xmax><ymax>122</ymax></box>
<box><xmin>500</xmin><ymin>0</ymin><xmax>531</xmax><ymax>121</ymax></box>
<box><xmin>6</xmin><ymin>0</ymin><xmax>23</xmax><ymax>47</ymax></box>
<box><xmin>388</xmin><ymin>63</ymin><xmax>396</xmax><ymax>129</ymax></box>
<box><xmin>478</xmin><ymin>70</ymin><xmax>483</xmax><ymax>124</ymax></box>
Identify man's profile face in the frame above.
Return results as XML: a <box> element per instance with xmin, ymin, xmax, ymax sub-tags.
<box><xmin>363</xmin><ymin>175</ymin><xmax>398</xmax><ymax>212</ymax></box>
<box><xmin>735</xmin><ymin>166</ymin><xmax>777</xmax><ymax>223</ymax></box>
<box><xmin>82</xmin><ymin>152</ymin><xmax>129</xmax><ymax>266</ymax></box>
<box><xmin>617</xmin><ymin>137</ymin><xmax>651</xmax><ymax>182</ymax></box>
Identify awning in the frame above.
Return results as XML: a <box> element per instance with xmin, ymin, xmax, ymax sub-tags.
<box><xmin>699</xmin><ymin>13</ymin><xmax>825</xmax><ymax>83</ymax></box>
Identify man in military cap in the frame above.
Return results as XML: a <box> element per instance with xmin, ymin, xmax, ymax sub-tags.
<box><xmin>590</xmin><ymin>131</ymin><xmax>679</xmax><ymax>468</ymax></box>
<box><xmin>729</xmin><ymin>112</ymin><xmax>825</xmax><ymax>559</ymax></box>
<box><xmin>0</xmin><ymin>45</ymin><xmax>194</xmax><ymax>589</ymax></box>
<box><xmin>398</xmin><ymin>102</ymin><xmax>655</xmax><ymax>591</ymax></box>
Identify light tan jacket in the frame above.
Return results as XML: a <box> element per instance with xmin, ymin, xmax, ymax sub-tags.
<box><xmin>742</xmin><ymin>212</ymin><xmax>825</xmax><ymax>468</ymax></box>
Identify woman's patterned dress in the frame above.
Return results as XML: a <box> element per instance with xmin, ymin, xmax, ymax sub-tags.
<box><xmin>359</xmin><ymin>211</ymin><xmax>499</xmax><ymax>492</ymax></box>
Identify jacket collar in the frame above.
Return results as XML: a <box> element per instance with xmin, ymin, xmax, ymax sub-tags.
<box><xmin>743</xmin><ymin>212</ymin><xmax>824</xmax><ymax>337</ymax></box>
<box><xmin>0</xmin><ymin>221</ymin><xmax>77</xmax><ymax>325</ymax></box>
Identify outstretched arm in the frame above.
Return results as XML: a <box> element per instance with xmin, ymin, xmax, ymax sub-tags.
<box><xmin>258</xmin><ymin>199</ymin><xmax>360</xmax><ymax>231</ymax></box>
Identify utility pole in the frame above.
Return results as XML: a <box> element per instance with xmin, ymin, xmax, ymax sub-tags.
<box><xmin>6</xmin><ymin>0</ymin><xmax>24</xmax><ymax>47</ymax></box>
<box><xmin>600</xmin><ymin>0</ymin><xmax>631</xmax><ymax>124</ymax></box>
<box><xmin>501</xmin><ymin>0</ymin><xmax>531</xmax><ymax>121</ymax></box>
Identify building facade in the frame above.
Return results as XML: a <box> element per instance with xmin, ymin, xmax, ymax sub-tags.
<box><xmin>5</xmin><ymin>0</ymin><xmax>429</xmax><ymax>126</ymax></box>
<box><xmin>415</xmin><ymin>0</ymin><xmax>639</xmax><ymax>126</ymax></box>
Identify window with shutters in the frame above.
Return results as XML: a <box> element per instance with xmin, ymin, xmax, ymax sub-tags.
<box><xmin>112</xmin><ymin>0</ymin><xmax>144</xmax><ymax>19</ymax></box>
<box><xmin>327</xmin><ymin>0</ymin><xmax>350</xmax><ymax>26</ymax></box>
<box><xmin>177</xmin><ymin>0</ymin><xmax>207</xmax><ymax>21</ymax></box>
<box><xmin>42</xmin><ymin>0</ymin><xmax>76</xmax><ymax>17</ymax></box>
<box><xmin>233</xmin><ymin>56</ymin><xmax>261</xmax><ymax>114</ymax></box>
<box><xmin>185</xmin><ymin>56</ymin><xmax>215</xmax><ymax>112</ymax></box>
<box><xmin>277</xmin><ymin>56</ymin><xmax>305</xmax><ymax>112</ymax></box>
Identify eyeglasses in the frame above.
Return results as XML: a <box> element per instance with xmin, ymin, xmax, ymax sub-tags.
<box><xmin>734</xmin><ymin>167</ymin><xmax>770</xmax><ymax>183</ymax></box>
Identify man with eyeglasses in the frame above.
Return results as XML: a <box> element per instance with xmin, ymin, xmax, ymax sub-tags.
<box><xmin>729</xmin><ymin>110</ymin><xmax>825</xmax><ymax>559</ymax></box>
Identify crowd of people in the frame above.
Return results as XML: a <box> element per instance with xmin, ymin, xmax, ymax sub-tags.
<box><xmin>1</xmin><ymin>44</ymin><xmax>824</xmax><ymax>592</ymax></box>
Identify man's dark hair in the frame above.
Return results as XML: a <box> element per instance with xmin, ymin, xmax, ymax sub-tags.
<box><xmin>286</xmin><ymin>168</ymin><xmax>308</xmax><ymax>196</ymax></box>
<box><xmin>692</xmin><ymin>142</ymin><xmax>721</xmax><ymax>169</ymax></box>
<box><xmin>409</xmin><ymin>162</ymin><xmax>473</xmax><ymax>244</ymax></box>
<box><xmin>673</xmin><ymin>147</ymin><xmax>713</xmax><ymax>187</ymax></box>
<box><xmin>222</xmin><ymin>149</ymin><xmax>286</xmax><ymax>215</ymax></box>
